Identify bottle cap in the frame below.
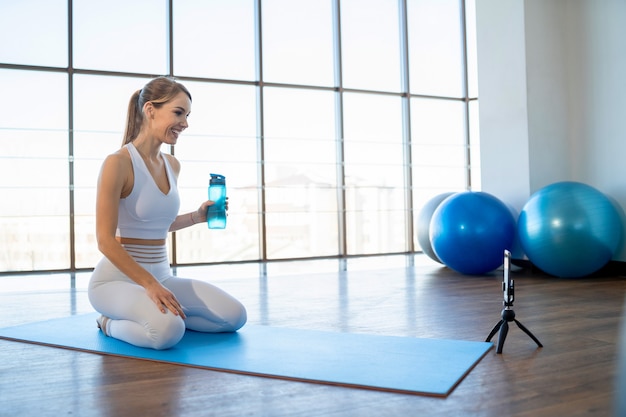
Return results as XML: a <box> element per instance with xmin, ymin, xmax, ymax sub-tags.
<box><xmin>210</xmin><ymin>173</ymin><xmax>225</xmax><ymax>184</ymax></box>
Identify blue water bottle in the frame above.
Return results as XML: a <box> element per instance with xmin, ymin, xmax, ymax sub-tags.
<box><xmin>207</xmin><ymin>173</ymin><xmax>227</xmax><ymax>229</ymax></box>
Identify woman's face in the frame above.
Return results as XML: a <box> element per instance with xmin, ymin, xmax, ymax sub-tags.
<box><xmin>148</xmin><ymin>91</ymin><xmax>191</xmax><ymax>145</ymax></box>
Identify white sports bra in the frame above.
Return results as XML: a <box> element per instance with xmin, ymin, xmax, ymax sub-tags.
<box><xmin>116</xmin><ymin>143</ymin><xmax>180</xmax><ymax>240</ymax></box>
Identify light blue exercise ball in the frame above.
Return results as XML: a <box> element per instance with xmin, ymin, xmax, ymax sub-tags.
<box><xmin>430</xmin><ymin>191</ymin><xmax>516</xmax><ymax>275</ymax></box>
<box><xmin>417</xmin><ymin>192</ymin><xmax>455</xmax><ymax>263</ymax></box>
<box><xmin>517</xmin><ymin>181</ymin><xmax>622</xmax><ymax>278</ymax></box>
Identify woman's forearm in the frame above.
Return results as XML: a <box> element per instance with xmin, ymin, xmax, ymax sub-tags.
<box><xmin>169</xmin><ymin>211</ymin><xmax>200</xmax><ymax>232</ymax></box>
<box><xmin>97</xmin><ymin>237</ymin><xmax>160</xmax><ymax>289</ymax></box>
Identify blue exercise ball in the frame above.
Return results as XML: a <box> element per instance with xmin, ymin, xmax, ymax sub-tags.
<box><xmin>430</xmin><ymin>191</ymin><xmax>516</xmax><ymax>275</ymax></box>
<box><xmin>518</xmin><ymin>181</ymin><xmax>622</xmax><ymax>278</ymax></box>
<box><xmin>417</xmin><ymin>192</ymin><xmax>456</xmax><ymax>263</ymax></box>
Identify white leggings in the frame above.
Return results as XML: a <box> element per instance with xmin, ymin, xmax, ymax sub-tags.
<box><xmin>88</xmin><ymin>244</ymin><xmax>247</xmax><ymax>350</ymax></box>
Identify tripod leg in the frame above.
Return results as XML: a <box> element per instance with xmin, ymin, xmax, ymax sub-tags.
<box><xmin>496</xmin><ymin>321</ymin><xmax>509</xmax><ymax>354</ymax></box>
<box><xmin>514</xmin><ymin>319</ymin><xmax>543</xmax><ymax>348</ymax></box>
<box><xmin>486</xmin><ymin>320</ymin><xmax>504</xmax><ymax>342</ymax></box>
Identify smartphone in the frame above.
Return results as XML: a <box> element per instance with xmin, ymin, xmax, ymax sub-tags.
<box><xmin>503</xmin><ymin>249</ymin><xmax>514</xmax><ymax>305</ymax></box>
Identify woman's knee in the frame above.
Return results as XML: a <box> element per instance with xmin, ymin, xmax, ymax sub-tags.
<box><xmin>226</xmin><ymin>302</ymin><xmax>247</xmax><ymax>332</ymax></box>
<box><xmin>149</xmin><ymin>314</ymin><xmax>186</xmax><ymax>350</ymax></box>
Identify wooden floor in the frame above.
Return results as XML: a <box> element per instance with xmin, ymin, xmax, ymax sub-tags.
<box><xmin>0</xmin><ymin>254</ymin><xmax>624</xmax><ymax>417</ymax></box>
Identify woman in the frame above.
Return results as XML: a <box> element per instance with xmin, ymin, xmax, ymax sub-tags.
<box><xmin>88</xmin><ymin>77</ymin><xmax>247</xmax><ymax>350</ymax></box>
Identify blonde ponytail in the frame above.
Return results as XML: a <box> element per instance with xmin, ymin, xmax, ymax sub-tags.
<box><xmin>121</xmin><ymin>89</ymin><xmax>144</xmax><ymax>146</ymax></box>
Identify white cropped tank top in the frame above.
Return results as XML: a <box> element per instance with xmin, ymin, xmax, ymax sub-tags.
<box><xmin>116</xmin><ymin>143</ymin><xmax>180</xmax><ymax>240</ymax></box>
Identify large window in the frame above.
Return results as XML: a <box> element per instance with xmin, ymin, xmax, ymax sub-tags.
<box><xmin>73</xmin><ymin>0</ymin><xmax>169</xmax><ymax>74</ymax></box>
<box><xmin>0</xmin><ymin>70</ymin><xmax>69</xmax><ymax>271</ymax></box>
<box><xmin>343</xmin><ymin>93</ymin><xmax>406</xmax><ymax>255</ymax></box>
<box><xmin>0</xmin><ymin>0</ymin><xmax>478</xmax><ymax>272</ymax></box>
<box><xmin>341</xmin><ymin>0</ymin><xmax>402</xmax><ymax>92</ymax></box>
<box><xmin>263</xmin><ymin>87</ymin><xmax>339</xmax><ymax>259</ymax></box>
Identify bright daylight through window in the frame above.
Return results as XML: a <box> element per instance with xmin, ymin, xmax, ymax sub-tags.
<box><xmin>0</xmin><ymin>0</ymin><xmax>478</xmax><ymax>272</ymax></box>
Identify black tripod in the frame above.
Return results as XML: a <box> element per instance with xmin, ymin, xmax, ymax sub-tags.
<box><xmin>486</xmin><ymin>250</ymin><xmax>543</xmax><ymax>354</ymax></box>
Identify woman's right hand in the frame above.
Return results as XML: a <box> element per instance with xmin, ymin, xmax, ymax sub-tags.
<box><xmin>145</xmin><ymin>282</ymin><xmax>186</xmax><ymax>319</ymax></box>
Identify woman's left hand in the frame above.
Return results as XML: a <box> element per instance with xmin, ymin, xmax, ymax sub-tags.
<box><xmin>195</xmin><ymin>198</ymin><xmax>228</xmax><ymax>223</ymax></box>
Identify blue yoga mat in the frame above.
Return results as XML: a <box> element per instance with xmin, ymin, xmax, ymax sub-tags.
<box><xmin>0</xmin><ymin>313</ymin><xmax>492</xmax><ymax>396</ymax></box>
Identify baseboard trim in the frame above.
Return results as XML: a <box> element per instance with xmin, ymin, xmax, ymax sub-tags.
<box><xmin>511</xmin><ymin>259</ymin><xmax>626</xmax><ymax>278</ymax></box>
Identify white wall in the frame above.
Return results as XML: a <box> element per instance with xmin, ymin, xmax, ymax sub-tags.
<box><xmin>475</xmin><ymin>0</ymin><xmax>532</xmax><ymax>212</ymax></box>
<box><xmin>524</xmin><ymin>1</ymin><xmax>572</xmax><ymax>189</ymax></box>
<box><xmin>476</xmin><ymin>0</ymin><xmax>626</xmax><ymax>261</ymax></box>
